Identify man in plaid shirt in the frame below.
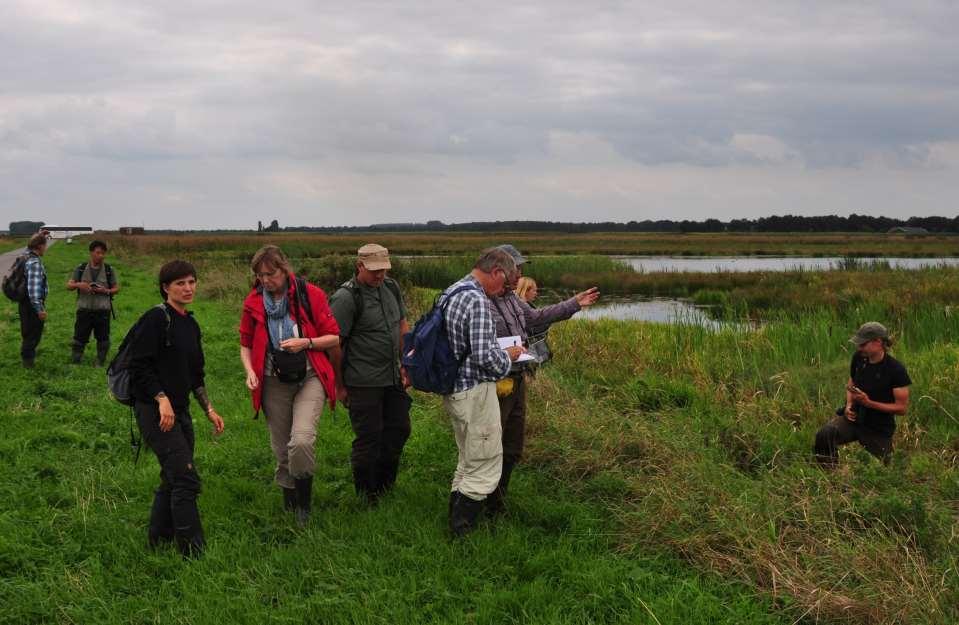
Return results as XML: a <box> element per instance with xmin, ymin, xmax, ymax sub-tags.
<box><xmin>441</xmin><ymin>247</ymin><xmax>525</xmax><ymax>537</ymax></box>
<box><xmin>20</xmin><ymin>232</ymin><xmax>50</xmax><ymax>368</ymax></box>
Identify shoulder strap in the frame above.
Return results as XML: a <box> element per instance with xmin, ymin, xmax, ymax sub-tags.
<box><xmin>154</xmin><ymin>304</ymin><xmax>173</xmax><ymax>348</ymax></box>
<box><xmin>346</xmin><ymin>278</ymin><xmax>364</xmax><ymax>328</ymax></box>
<box><xmin>293</xmin><ymin>276</ymin><xmax>314</xmax><ymax>327</ymax></box>
<box><xmin>105</xmin><ymin>263</ymin><xmax>115</xmax><ymax>287</ymax></box>
<box><xmin>384</xmin><ymin>278</ymin><xmax>402</xmax><ymax>312</ymax></box>
<box><xmin>75</xmin><ymin>262</ymin><xmax>87</xmax><ymax>281</ymax></box>
<box><xmin>439</xmin><ymin>283</ymin><xmax>479</xmax><ymax>311</ymax></box>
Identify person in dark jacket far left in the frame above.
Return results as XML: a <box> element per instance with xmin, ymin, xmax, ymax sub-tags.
<box><xmin>130</xmin><ymin>260</ymin><xmax>224</xmax><ymax>558</ymax></box>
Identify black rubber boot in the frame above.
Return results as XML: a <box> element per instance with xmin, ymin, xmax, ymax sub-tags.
<box><xmin>95</xmin><ymin>342</ymin><xmax>110</xmax><ymax>367</ymax></box>
<box><xmin>353</xmin><ymin>465</ymin><xmax>378</xmax><ymax>505</ymax></box>
<box><xmin>449</xmin><ymin>491</ymin><xmax>484</xmax><ymax>538</ymax></box>
<box><xmin>175</xmin><ymin>532</ymin><xmax>206</xmax><ymax>559</ymax></box>
<box><xmin>70</xmin><ymin>348</ymin><xmax>83</xmax><ymax>364</ymax></box>
<box><xmin>375</xmin><ymin>458</ymin><xmax>400</xmax><ymax>496</ymax></box>
<box><xmin>486</xmin><ymin>458</ymin><xmax>516</xmax><ymax>518</ymax></box>
<box><xmin>294</xmin><ymin>476</ymin><xmax>313</xmax><ymax>527</ymax></box>
<box><xmin>147</xmin><ymin>489</ymin><xmax>174</xmax><ymax>548</ymax></box>
<box><xmin>448</xmin><ymin>491</ymin><xmax>460</xmax><ymax>521</ymax></box>
<box><xmin>282</xmin><ymin>487</ymin><xmax>296</xmax><ymax>512</ymax></box>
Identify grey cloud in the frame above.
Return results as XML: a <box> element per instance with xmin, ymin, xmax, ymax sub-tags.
<box><xmin>2</xmin><ymin>1</ymin><xmax>958</xmax><ymax>226</ymax></box>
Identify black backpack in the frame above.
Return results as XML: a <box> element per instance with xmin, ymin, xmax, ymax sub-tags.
<box><xmin>107</xmin><ymin>305</ymin><xmax>171</xmax><ymax>406</ymax></box>
<box><xmin>2</xmin><ymin>254</ymin><xmax>29</xmax><ymax>302</ymax></box>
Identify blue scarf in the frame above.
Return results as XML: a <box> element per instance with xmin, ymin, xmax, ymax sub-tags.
<box><xmin>263</xmin><ymin>287</ymin><xmax>295</xmax><ymax>350</ymax></box>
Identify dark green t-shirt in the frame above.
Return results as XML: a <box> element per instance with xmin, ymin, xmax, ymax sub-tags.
<box><xmin>330</xmin><ymin>279</ymin><xmax>406</xmax><ymax>387</ymax></box>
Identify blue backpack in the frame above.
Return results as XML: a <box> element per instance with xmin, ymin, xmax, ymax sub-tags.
<box><xmin>402</xmin><ymin>284</ymin><xmax>477</xmax><ymax>395</ymax></box>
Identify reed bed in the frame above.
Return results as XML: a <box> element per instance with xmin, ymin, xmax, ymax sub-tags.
<box><xmin>523</xmin><ymin>308</ymin><xmax>958</xmax><ymax>624</ymax></box>
<box><xmin>102</xmin><ymin>231</ymin><xmax>959</xmax><ymax>258</ymax></box>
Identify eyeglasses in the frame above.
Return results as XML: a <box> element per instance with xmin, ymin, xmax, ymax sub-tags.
<box><xmin>255</xmin><ymin>267</ymin><xmax>283</xmax><ymax>280</ymax></box>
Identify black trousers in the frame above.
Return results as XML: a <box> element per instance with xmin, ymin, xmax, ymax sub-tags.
<box><xmin>814</xmin><ymin>415</ymin><xmax>893</xmax><ymax>468</ymax></box>
<box><xmin>72</xmin><ymin>309</ymin><xmax>110</xmax><ymax>350</ymax></box>
<box><xmin>346</xmin><ymin>385</ymin><xmax>412</xmax><ymax>494</ymax></box>
<box><xmin>18</xmin><ymin>299</ymin><xmax>44</xmax><ymax>362</ymax></box>
<box><xmin>497</xmin><ymin>372</ymin><xmax>528</xmax><ymax>466</ymax></box>
<box><xmin>135</xmin><ymin>401</ymin><xmax>205</xmax><ymax>555</ymax></box>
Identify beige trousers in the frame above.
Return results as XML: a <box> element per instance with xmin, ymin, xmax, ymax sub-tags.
<box><xmin>262</xmin><ymin>373</ymin><xmax>327</xmax><ymax>489</ymax></box>
<box><xmin>443</xmin><ymin>381</ymin><xmax>503</xmax><ymax>501</ymax></box>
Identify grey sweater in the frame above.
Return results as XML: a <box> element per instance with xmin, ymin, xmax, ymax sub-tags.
<box><xmin>488</xmin><ymin>291</ymin><xmax>580</xmax><ymax>343</ymax></box>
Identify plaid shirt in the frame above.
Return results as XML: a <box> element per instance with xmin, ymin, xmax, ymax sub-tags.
<box><xmin>442</xmin><ymin>275</ymin><xmax>511</xmax><ymax>393</ymax></box>
<box><xmin>25</xmin><ymin>253</ymin><xmax>48</xmax><ymax>313</ymax></box>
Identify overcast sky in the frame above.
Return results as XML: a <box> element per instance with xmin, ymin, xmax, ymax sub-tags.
<box><xmin>2</xmin><ymin>1</ymin><xmax>958</xmax><ymax>229</ymax></box>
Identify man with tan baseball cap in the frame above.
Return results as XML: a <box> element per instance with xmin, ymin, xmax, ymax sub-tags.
<box><xmin>356</xmin><ymin>243</ymin><xmax>392</xmax><ymax>271</ymax></box>
<box><xmin>329</xmin><ymin>243</ymin><xmax>411</xmax><ymax>504</ymax></box>
<box><xmin>814</xmin><ymin>321</ymin><xmax>911</xmax><ymax>468</ymax></box>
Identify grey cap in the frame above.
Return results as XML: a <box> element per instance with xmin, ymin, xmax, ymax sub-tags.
<box><xmin>850</xmin><ymin>322</ymin><xmax>889</xmax><ymax>345</ymax></box>
<box><xmin>496</xmin><ymin>244</ymin><xmax>529</xmax><ymax>265</ymax></box>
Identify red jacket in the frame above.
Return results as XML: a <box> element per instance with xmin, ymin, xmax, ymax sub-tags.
<box><xmin>239</xmin><ymin>275</ymin><xmax>340</xmax><ymax>416</ymax></box>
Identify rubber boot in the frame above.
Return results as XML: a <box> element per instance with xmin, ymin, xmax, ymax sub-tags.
<box><xmin>70</xmin><ymin>347</ymin><xmax>83</xmax><ymax>364</ymax></box>
<box><xmin>147</xmin><ymin>488</ymin><xmax>174</xmax><ymax>548</ymax></box>
<box><xmin>170</xmin><ymin>471</ymin><xmax>205</xmax><ymax>558</ymax></box>
<box><xmin>486</xmin><ymin>458</ymin><xmax>516</xmax><ymax>518</ymax></box>
<box><xmin>95</xmin><ymin>341</ymin><xmax>110</xmax><ymax>367</ymax></box>
<box><xmin>448</xmin><ymin>491</ymin><xmax>460</xmax><ymax>521</ymax></box>
<box><xmin>375</xmin><ymin>457</ymin><xmax>400</xmax><ymax>497</ymax></box>
<box><xmin>294</xmin><ymin>476</ymin><xmax>313</xmax><ymax>527</ymax></box>
<box><xmin>353</xmin><ymin>465</ymin><xmax>379</xmax><ymax>506</ymax></box>
<box><xmin>282</xmin><ymin>487</ymin><xmax>297</xmax><ymax>512</ymax></box>
<box><xmin>175</xmin><ymin>531</ymin><xmax>206</xmax><ymax>559</ymax></box>
<box><xmin>449</xmin><ymin>491</ymin><xmax>484</xmax><ymax>538</ymax></box>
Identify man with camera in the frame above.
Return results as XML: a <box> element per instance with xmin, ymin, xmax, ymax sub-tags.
<box><xmin>67</xmin><ymin>239</ymin><xmax>120</xmax><ymax>365</ymax></box>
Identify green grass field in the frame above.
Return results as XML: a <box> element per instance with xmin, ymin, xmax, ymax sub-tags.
<box><xmin>0</xmin><ymin>242</ymin><xmax>786</xmax><ymax>625</ymax></box>
<box><xmin>1</xmin><ymin>237</ymin><xmax>956</xmax><ymax>624</ymax></box>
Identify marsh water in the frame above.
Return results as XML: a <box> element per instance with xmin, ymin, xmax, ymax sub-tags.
<box><xmin>400</xmin><ymin>254</ymin><xmax>958</xmax><ymax>325</ymax></box>
<box><xmin>617</xmin><ymin>256</ymin><xmax>959</xmax><ymax>272</ymax></box>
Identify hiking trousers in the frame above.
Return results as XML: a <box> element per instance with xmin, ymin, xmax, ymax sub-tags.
<box><xmin>346</xmin><ymin>384</ymin><xmax>412</xmax><ymax>495</ymax></box>
<box><xmin>135</xmin><ymin>401</ymin><xmax>205</xmax><ymax>556</ymax></box>
<box><xmin>73</xmin><ymin>309</ymin><xmax>111</xmax><ymax>351</ymax></box>
<box><xmin>443</xmin><ymin>381</ymin><xmax>503</xmax><ymax>501</ymax></box>
<box><xmin>814</xmin><ymin>415</ymin><xmax>893</xmax><ymax>467</ymax></box>
<box><xmin>497</xmin><ymin>372</ymin><xmax>528</xmax><ymax>466</ymax></box>
<box><xmin>18</xmin><ymin>299</ymin><xmax>44</xmax><ymax>362</ymax></box>
<box><xmin>262</xmin><ymin>373</ymin><xmax>326</xmax><ymax>489</ymax></box>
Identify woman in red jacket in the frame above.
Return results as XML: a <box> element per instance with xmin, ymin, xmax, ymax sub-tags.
<box><xmin>239</xmin><ymin>245</ymin><xmax>341</xmax><ymax>525</ymax></box>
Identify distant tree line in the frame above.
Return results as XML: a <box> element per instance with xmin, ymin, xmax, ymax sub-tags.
<box><xmin>281</xmin><ymin>214</ymin><xmax>959</xmax><ymax>234</ymax></box>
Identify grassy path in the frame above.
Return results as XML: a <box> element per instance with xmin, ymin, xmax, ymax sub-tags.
<box><xmin>0</xmin><ymin>243</ymin><xmax>783</xmax><ymax>624</ymax></box>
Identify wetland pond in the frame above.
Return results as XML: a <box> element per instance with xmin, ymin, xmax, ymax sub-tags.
<box><xmin>616</xmin><ymin>255</ymin><xmax>959</xmax><ymax>272</ymax></box>
<box><xmin>549</xmin><ymin>256</ymin><xmax>959</xmax><ymax>326</ymax></box>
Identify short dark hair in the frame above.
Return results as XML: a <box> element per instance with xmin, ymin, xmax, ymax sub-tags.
<box><xmin>158</xmin><ymin>259</ymin><xmax>197</xmax><ymax>300</ymax></box>
<box><xmin>89</xmin><ymin>240</ymin><xmax>107</xmax><ymax>252</ymax></box>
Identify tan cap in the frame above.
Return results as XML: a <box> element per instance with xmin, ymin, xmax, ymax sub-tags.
<box><xmin>357</xmin><ymin>243</ymin><xmax>391</xmax><ymax>270</ymax></box>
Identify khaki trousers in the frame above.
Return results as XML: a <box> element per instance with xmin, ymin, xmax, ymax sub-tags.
<box><xmin>262</xmin><ymin>373</ymin><xmax>327</xmax><ymax>489</ymax></box>
<box><xmin>443</xmin><ymin>381</ymin><xmax>503</xmax><ymax>501</ymax></box>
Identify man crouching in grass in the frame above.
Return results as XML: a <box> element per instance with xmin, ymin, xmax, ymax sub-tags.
<box><xmin>814</xmin><ymin>322</ymin><xmax>911</xmax><ymax>468</ymax></box>
<box><xmin>441</xmin><ymin>248</ymin><xmax>525</xmax><ymax>537</ymax></box>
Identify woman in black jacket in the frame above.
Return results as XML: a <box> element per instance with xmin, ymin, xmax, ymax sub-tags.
<box><xmin>130</xmin><ymin>260</ymin><xmax>224</xmax><ymax>557</ymax></box>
